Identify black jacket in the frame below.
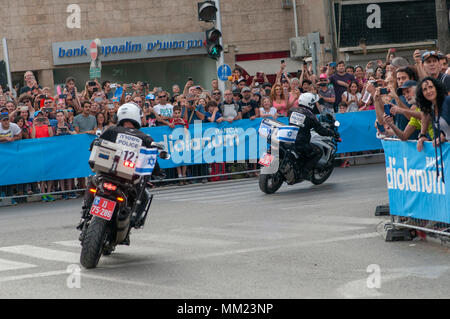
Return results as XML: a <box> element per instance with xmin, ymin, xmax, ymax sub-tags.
<box><xmin>287</xmin><ymin>106</ymin><xmax>334</xmax><ymax>145</ymax></box>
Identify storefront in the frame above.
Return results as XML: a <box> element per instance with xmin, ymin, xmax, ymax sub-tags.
<box><xmin>51</xmin><ymin>32</ymin><xmax>217</xmax><ymax>93</ymax></box>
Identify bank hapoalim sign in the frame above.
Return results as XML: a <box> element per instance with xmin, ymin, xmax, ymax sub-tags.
<box><xmin>52</xmin><ymin>32</ymin><xmax>207</xmax><ymax>66</ymax></box>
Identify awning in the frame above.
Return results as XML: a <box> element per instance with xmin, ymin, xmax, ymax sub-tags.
<box><xmin>235</xmin><ymin>58</ymin><xmax>303</xmax><ymax>76</ymax></box>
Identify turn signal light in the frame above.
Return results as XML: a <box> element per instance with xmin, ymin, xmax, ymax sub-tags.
<box><xmin>89</xmin><ymin>188</ymin><xmax>97</xmax><ymax>194</ymax></box>
<box><xmin>116</xmin><ymin>197</ymin><xmax>124</xmax><ymax>202</ymax></box>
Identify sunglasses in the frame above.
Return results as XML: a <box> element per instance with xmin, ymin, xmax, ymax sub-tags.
<box><xmin>67</xmin><ymin>109</ymin><xmax>74</xmax><ymax>113</ymax></box>
<box><xmin>158</xmin><ymin>95</ymin><xmax>167</xmax><ymax>98</ymax></box>
<box><xmin>212</xmin><ymin>92</ymin><xmax>221</xmax><ymax>95</ymax></box>
<box><xmin>422</xmin><ymin>51</ymin><xmax>437</xmax><ymax>61</ymax></box>
<box><xmin>44</xmin><ymin>101</ymin><xmax>52</xmax><ymax>105</ymax></box>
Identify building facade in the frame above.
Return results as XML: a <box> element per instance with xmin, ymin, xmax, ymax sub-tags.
<box><xmin>0</xmin><ymin>0</ymin><xmax>447</xmax><ymax>92</ymax></box>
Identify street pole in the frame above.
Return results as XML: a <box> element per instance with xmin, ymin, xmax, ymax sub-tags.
<box><xmin>2</xmin><ymin>38</ymin><xmax>12</xmax><ymax>92</ymax></box>
<box><xmin>292</xmin><ymin>0</ymin><xmax>299</xmax><ymax>38</ymax></box>
<box><xmin>435</xmin><ymin>0</ymin><xmax>450</xmax><ymax>54</ymax></box>
<box><xmin>214</xmin><ymin>0</ymin><xmax>226</xmax><ymax>93</ymax></box>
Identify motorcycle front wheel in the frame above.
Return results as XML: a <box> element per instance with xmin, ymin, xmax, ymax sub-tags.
<box><xmin>259</xmin><ymin>172</ymin><xmax>283</xmax><ymax>194</ymax></box>
<box><xmin>311</xmin><ymin>165</ymin><xmax>334</xmax><ymax>185</ymax></box>
<box><xmin>80</xmin><ymin>216</ymin><xmax>109</xmax><ymax>269</ymax></box>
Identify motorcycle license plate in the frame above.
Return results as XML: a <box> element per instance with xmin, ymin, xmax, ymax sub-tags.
<box><xmin>259</xmin><ymin>153</ymin><xmax>274</xmax><ymax>167</ymax></box>
<box><xmin>89</xmin><ymin>196</ymin><xmax>116</xmax><ymax>221</ymax></box>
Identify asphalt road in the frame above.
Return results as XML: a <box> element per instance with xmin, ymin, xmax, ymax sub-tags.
<box><xmin>0</xmin><ymin>163</ymin><xmax>449</xmax><ymax>299</ymax></box>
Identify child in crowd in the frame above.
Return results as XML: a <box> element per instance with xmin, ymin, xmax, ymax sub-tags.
<box><xmin>204</xmin><ymin>101</ymin><xmax>224</xmax><ymax>123</ymax></box>
<box><xmin>170</xmin><ymin>105</ymin><xmax>188</xmax><ymax>185</ymax></box>
<box><xmin>259</xmin><ymin>96</ymin><xmax>278</xmax><ymax>119</ymax></box>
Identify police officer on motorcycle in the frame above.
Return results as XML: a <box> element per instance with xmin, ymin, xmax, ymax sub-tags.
<box><xmin>287</xmin><ymin>93</ymin><xmax>339</xmax><ymax>179</ymax></box>
<box><xmin>78</xmin><ymin>102</ymin><xmax>165</xmax><ymax>241</ymax></box>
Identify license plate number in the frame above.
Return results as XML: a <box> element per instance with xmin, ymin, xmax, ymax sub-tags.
<box><xmin>259</xmin><ymin>153</ymin><xmax>274</xmax><ymax>167</ymax></box>
<box><xmin>89</xmin><ymin>196</ymin><xmax>116</xmax><ymax>221</ymax></box>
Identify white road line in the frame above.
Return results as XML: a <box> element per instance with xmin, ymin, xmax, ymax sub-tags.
<box><xmin>54</xmin><ymin>240</ymin><xmax>81</xmax><ymax>248</ymax></box>
<box><xmin>169</xmin><ymin>190</ymin><xmax>260</xmax><ymax>202</ymax></box>
<box><xmin>0</xmin><ymin>258</ymin><xmax>37</xmax><ymax>272</ymax></box>
<box><xmin>155</xmin><ymin>184</ymin><xmax>258</xmax><ymax>200</ymax></box>
<box><xmin>132</xmin><ymin>233</ymin><xmax>238</xmax><ymax>246</ymax></box>
<box><xmin>0</xmin><ymin>270</ymin><xmax>67</xmax><ymax>283</ymax></box>
<box><xmin>0</xmin><ymin>245</ymin><xmax>79</xmax><ymax>264</ymax></box>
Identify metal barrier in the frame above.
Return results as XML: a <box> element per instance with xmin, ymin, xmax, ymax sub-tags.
<box><xmin>0</xmin><ymin>151</ymin><xmax>384</xmax><ymax>205</ymax></box>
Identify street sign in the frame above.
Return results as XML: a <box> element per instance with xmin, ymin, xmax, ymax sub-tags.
<box><xmin>217</xmin><ymin>64</ymin><xmax>231</xmax><ymax>81</ymax></box>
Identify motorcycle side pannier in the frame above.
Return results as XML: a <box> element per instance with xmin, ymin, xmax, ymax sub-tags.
<box><xmin>89</xmin><ymin>139</ymin><xmax>138</xmax><ymax>180</ymax></box>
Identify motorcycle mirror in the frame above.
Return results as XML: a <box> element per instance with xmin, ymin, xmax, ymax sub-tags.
<box><xmin>334</xmin><ymin>121</ymin><xmax>340</xmax><ymax>127</ymax></box>
<box><xmin>159</xmin><ymin>151</ymin><xmax>170</xmax><ymax>160</ymax></box>
<box><xmin>151</xmin><ymin>141</ymin><xmax>165</xmax><ymax>150</ymax></box>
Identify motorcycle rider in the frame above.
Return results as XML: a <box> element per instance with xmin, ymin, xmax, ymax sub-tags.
<box><xmin>78</xmin><ymin>102</ymin><xmax>165</xmax><ymax>242</ymax></box>
<box><xmin>287</xmin><ymin>93</ymin><xmax>339</xmax><ymax>179</ymax></box>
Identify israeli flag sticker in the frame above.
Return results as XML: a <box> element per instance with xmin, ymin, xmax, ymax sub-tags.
<box><xmin>135</xmin><ymin>147</ymin><xmax>158</xmax><ymax>176</ymax></box>
<box><xmin>277</xmin><ymin>126</ymin><xmax>299</xmax><ymax>143</ymax></box>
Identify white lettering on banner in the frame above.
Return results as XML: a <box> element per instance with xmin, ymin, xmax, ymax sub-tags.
<box><xmin>157</xmin><ymin>124</ymin><xmax>266</xmax><ymax>165</ymax></box>
<box><xmin>366</xmin><ymin>4</ymin><xmax>381</xmax><ymax>29</ymax></box>
<box><xmin>386</xmin><ymin>157</ymin><xmax>446</xmax><ymax>195</ymax></box>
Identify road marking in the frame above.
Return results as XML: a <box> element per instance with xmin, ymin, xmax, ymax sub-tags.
<box><xmin>0</xmin><ymin>258</ymin><xmax>37</xmax><ymax>272</ymax></box>
<box><xmin>155</xmin><ymin>185</ymin><xmax>259</xmax><ymax>200</ymax></box>
<box><xmin>225</xmin><ymin>221</ymin><xmax>366</xmax><ymax>233</ymax></box>
<box><xmin>169</xmin><ymin>190</ymin><xmax>261</xmax><ymax>202</ymax></box>
<box><xmin>0</xmin><ymin>270</ymin><xmax>68</xmax><ymax>283</ymax></box>
<box><xmin>0</xmin><ymin>245</ymin><xmax>79</xmax><ymax>264</ymax></box>
<box><xmin>132</xmin><ymin>233</ymin><xmax>238</xmax><ymax>246</ymax></box>
<box><xmin>336</xmin><ymin>265</ymin><xmax>450</xmax><ymax>298</ymax></box>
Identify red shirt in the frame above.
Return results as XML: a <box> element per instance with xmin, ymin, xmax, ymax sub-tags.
<box><xmin>34</xmin><ymin>125</ymin><xmax>51</xmax><ymax>138</ymax></box>
<box><xmin>170</xmin><ymin>117</ymin><xmax>189</xmax><ymax>129</ymax></box>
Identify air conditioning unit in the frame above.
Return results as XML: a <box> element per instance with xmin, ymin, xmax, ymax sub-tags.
<box><xmin>289</xmin><ymin>37</ymin><xmax>309</xmax><ymax>58</ymax></box>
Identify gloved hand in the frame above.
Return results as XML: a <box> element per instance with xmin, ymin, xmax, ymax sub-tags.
<box><xmin>334</xmin><ymin>131</ymin><xmax>340</xmax><ymax>140</ymax></box>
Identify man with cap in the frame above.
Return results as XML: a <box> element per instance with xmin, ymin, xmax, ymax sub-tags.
<box><xmin>239</xmin><ymin>86</ymin><xmax>260</xmax><ymax>120</ymax></box>
<box><xmin>0</xmin><ymin>109</ymin><xmax>22</xmax><ymax>142</ymax></box>
<box><xmin>419</xmin><ymin>50</ymin><xmax>450</xmax><ymax>93</ymax></box>
<box><xmin>232</xmin><ymin>89</ymin><xmax>242</xmax><ymax>104</ymax></box>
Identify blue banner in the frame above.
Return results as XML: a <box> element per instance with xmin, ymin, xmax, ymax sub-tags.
<box><xmin>0</xmin><ymin>111</ymin><xmax>381</xmax><ymax>186</ymax></box>
<box><xmin>381</xmin><ymin>140</ymin><xmax>450</xmax><ymax>223</ymax></box>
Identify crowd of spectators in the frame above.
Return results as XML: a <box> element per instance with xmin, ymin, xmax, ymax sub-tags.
<box><xmin>1</xmin><ymin>47</ymin><xmax>449</xmax><ymax>204</ymax></box>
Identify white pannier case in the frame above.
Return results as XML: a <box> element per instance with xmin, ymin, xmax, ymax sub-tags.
<box><xmin>89</xmin><ymin>136</ymin><xmax>143</xmax><ymax>181</ymax></box>
<box><xmin>258</xmin><ymin>118</ymin><xmax>298</xmax><ymax>144</ymax></box>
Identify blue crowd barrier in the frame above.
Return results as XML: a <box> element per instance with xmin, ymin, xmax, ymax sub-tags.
<box><xmin>0</xmin><ymin>111</ymin><xmax>381</xmax><ymax>186</ymax></box>
<box><xmin>382</xmin><ymin>140</ymin><xmax>449</xmax><ymax>223</ymax></box>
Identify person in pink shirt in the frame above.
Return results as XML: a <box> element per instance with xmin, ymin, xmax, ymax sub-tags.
<box><xmin>270</xmin><ymin>84</ymin><xmax>288</xmax><ymax>117</ymax></box>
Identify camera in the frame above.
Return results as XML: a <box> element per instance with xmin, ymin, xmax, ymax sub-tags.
<box><xmin>380</xmin><ymin>88</ymin><xmax>388</xmax><ymax>95</ymax></box>
<box><xmin>187</xmin><ymin>77</ymin><xmax>193</xmax><ymax>81</ymax></box>
<box><xmin>88</xmin><ymin>81</ymin><xmax>96</xmax><ymax>87</ymax></box>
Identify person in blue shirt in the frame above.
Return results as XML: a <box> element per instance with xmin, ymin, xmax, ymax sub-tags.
<box><xmin>204</xmin><ymin>101</ymin><xmax>224</xmax><ymax>123</ymax></box>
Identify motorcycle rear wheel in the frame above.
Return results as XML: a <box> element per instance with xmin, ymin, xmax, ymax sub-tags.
<box><xmin>311</xmin><ymin>165</ymin><xmax>334</xmax><ymax>185</ymax></box>
<box><xmin>259</xmin><ymin>173</ymin><xmax>283</xmax><ymax>194</ymax></box>
<box><xmin>80</xmin><ymin>216</ymin><xmax>108</xmax><ymax>269</ymax></box>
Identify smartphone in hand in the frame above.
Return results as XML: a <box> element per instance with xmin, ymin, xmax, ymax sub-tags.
<box><xmin>384</xmin><ymin>104</ymin><xmax>391</xmax><ymax>116</ymax></box>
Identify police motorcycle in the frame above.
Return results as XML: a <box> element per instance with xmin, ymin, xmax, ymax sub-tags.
<box><xmin>78</xmin><ymin>105</ymin><xmax>169</xmax><ymax>269</ymax></box>
<box><xmin>258</xmin><ymin>110</ymin><xmax>340</xmax><ymax>194</ymax></box>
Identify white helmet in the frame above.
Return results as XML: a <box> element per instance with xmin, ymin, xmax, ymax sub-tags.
<box><xmin>298</xmin><ymin>93</ymin><xmax>319</xmax><ymax>109</ymax></box>
<box><xmin>117</xmin><ymin>103</ymin><xmax>143</xmax><ymax>129</ymax></box>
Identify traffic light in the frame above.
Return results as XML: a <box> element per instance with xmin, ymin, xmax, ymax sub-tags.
<box><xmin>205</xmin><ymin>27</ymin><xmax>223</xmax><ymax>60</ymax></box>
<box><xmin>197</xmin><ymin>1</ymin><xmax>217</xmax><ymax>22</ymax></box>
